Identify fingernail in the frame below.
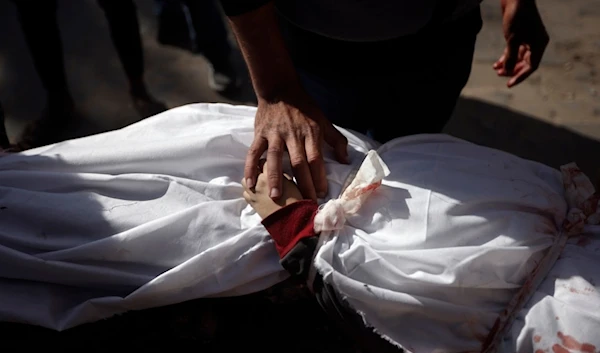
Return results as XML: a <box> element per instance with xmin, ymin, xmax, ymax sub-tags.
<box><xmin>317</xmin><ymin>192</ymin><xmax>326</xmax><ymax>198</ymax></box>
<box><xmin>270</xmin><ymin>188</ymin><xmax>280</xmax><ymax>198</ymax></box>
<box><xmin>246</xmin><ymin>178</ymin><xmax>254</xmax><ymax>189</ymax></box>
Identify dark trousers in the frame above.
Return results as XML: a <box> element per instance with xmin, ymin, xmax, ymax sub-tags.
<box><xmin>97</xmin><ymin>0</ymin><xmax>144</xmax><ymax>83</ymax></box>
<box><xmin>280</xmin><ymin>8</ymin><xmax>483</xmax><ymax>143</ymax></box>
<box><xmin>155</xmin><ymin>0</ymin><xmax>232</xmax><ymax>70</ymax></box>
<box><xmin>13</xmin><ymin>0</ymin><xmax>144</xmax><ymax>100</ymax></box>
<box><xmin>13</xmin><ymin>0</ymin><xmax>69</xmax><ymax>103</ymax></box>
<box><xmin>0</xmin><ymin>101</ymin><xmax>9</xmax><ymax>149</ymax></box>
<box><xmin>182</xmin><ymin>0</ymin><xmax>232</xmax><ymax>70</ymax></box>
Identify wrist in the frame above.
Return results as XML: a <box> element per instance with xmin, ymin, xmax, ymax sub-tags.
<box><xmin>262</xmin><ymin>200</ymin><xmax>319</xmax><ymax>258</ymax></box>
<box><xmin>255</xmin><ymin>75</ymin><xmax>304</xmax><ymax>104</ymax></box>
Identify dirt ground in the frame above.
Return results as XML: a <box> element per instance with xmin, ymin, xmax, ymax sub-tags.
<box><xmin>0</xmin><ymin>0</ymin><xmax>599</xmax><ymax>351</ymax></box>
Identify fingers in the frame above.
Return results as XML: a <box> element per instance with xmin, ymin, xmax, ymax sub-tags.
<box><xmin>503</xmin><ymin>35</ymin><xmax>521</xmax><ymax>75</ymax></box>
<box><xmin>507</xmin><ymin>66</ymin><xmax>531</xmax><ymax>88</ymax></box>
<box><xmin>495</xmin><ymin>45</ymin><xmax>527</xmax><ymax>76</ymax></box>
<box><xmin>266</xmin><ymin>137</ymin><xmax>284</xmax><ymax>199</ymax></box>
<box><xmin>507</xmin><ymin>52</ymin><xmax>532</xmax><ymax>87</ymax></box>
<box><xmin>493</xmin><ymin>48</ymin><xmax>507</xmax><ymax>71</ymax></box>
<box><xmin>495</xmin><ymin>42</ymin><xmax>547</xmax><ymax>87</ymax></box>
<box><xmin>244</xmin><ymin>137</ymin><xmax>267</xmax><ymax>190</ymax></box>
<box><xmin>258</xmin><ymin>159</ymin><xmax>294</xmax><ymax>184</ymax></box>
<box><xmin>305</xmin><ymin>133</ymin><xmax>327</xmax><ymax>198</ymax></box>
<box><xmin>529</xmin><ymin>32</ymin><xmax>549</xmax><ymax>72</ymax></box>
<box><xmin>289</xmin><ymin>140</ymin><xmax>317</xmax><ymax>201</ymax></box>
<box><xmin>242</xmin><ymin>190</ymin><xmax>251</xmax><ymax>203</ymax></box>
<box><xmin>241</xmin><ymin>178</ymin><xmax>252</xmax><ymax>203</ymax></box>
<box><xmin>323</xmin><ymin>124</ymin><xmax>349</xmax><ymax>164</ymax></box>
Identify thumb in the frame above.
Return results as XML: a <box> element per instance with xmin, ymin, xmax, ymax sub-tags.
<box><xmin>324</xmin><ymin>124</ymin><xmax>349</xmax><ymax>164</ymax></box>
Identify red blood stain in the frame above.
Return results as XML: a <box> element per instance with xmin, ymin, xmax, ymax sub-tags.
<box><xmin>348</xmin><ymin>181</ymin><xmax>382</xmax><ymax>198</ymax></box>
<box><xmin>557</xmin><ymin>332</ymin><xmax>597</xmax><ymax>353</ymax></box>
<box><xmin>559</xmin><ymin>331</ymin><xmax>581</xmax><ymax>350</ymax></box>
<box><xmin>534</xmin><ymin>335</ymin><xmax>542</xmax><ymax>343</ymax></box>
<box><xmin>552</xmin><ymin>344</ymin><xmax>570</xmax><ymax>353</ymax></box>
<box><xmin>570</xmin><ymin>287</ymin><xmax>580</xmax><ymax>293</ymax></box>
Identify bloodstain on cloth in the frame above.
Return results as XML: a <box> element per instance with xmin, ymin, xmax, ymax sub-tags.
<box><xmin>553</xmin><ymin>344</ymin><xmax>571</xmax><ymax>353</ymax></box>
<box><xmin>550</xmin><ymin>332</ymin><xmax>598</xmax><ymax>353</ymax></box>
<box><xmin>535</xmin><ymin>332</ymin><xmax>597</xmax><ymax>353</ymax></box>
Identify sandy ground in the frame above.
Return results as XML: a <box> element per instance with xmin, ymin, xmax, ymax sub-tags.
<box><xmin>0</xmin><ymin>0</ymin><xmax>599</xmax><ymax>350</ymax></box>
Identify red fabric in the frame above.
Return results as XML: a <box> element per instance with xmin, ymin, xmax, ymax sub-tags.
<box><xmin>262</xmin><ymin>200</ymin><xmax>319</xmax><ymax>258</ymax></box>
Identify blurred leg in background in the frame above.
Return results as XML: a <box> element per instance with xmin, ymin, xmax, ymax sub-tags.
<box><xmin>155</xmin><ymin>0</ymin><xmax>240</xmax><ymax>93</ymax></box>
<box><xmin>0</xmin><ymin>101</ymin><xmax>11</xmax><ymax>150</ymax></box>
<box><xmin>13</xmin><ymin>0</ymin><xmax>74</xmax><ymax>122</ymax></box>
<box><xmin>12</xmin><ymin>0</ymin><xmax>75</xmax><ymax>149</ymax></box>
<box><xmin>155</xmin><ymin>0</ymin><xmax>195</xmax><ymax>52</ymax></box>
<box><xmin>183</xmin><ymin>0</ymin><xmax>239</xmax><ymax>92</ymax></box>
<box><xmin>97</xmin><ymin>0</ymin><xmax>167</xmax><ymax>118</ymax></box>
<box><xmin>12</xmin><ymin>0</ymin><xmax>167</xmax><ymax>149</ymax></box>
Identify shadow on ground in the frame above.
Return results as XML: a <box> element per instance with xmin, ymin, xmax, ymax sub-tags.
<box><xmin>447</xmin><ymin>97</ymin><xmax>600</xmax><ymax>186</ymax></box>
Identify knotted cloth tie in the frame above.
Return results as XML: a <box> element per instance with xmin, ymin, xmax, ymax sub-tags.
<box><xmin>308</xmin><ymin>150</ymin><xmax>390</xmax><ymax>290</ymax></box>
<box><xmin>314</xmin><ymin>150</ymin><xmax>391</xmax><ymax>235</ymax></box>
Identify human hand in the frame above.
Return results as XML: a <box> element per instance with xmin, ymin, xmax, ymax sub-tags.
<box><xmin>245</xmin><ymin>90</ymin><xmax>348</xmax><ymax>201</ymax></box>
<box><xmin>242</xmin><ymin>160</ymin><xmax>304</xmax><ymax>219</ymax></box>
<box><xmin>493</xmin><ymin>0</ymin><xmax>549</xmax><ymax>88</ymax></box>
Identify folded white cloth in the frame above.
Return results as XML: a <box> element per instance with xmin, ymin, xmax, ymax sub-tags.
<box><xmin>0</xmin><ymin>103</ymin><xmax>598</xmax><ymax>353</ymax></box>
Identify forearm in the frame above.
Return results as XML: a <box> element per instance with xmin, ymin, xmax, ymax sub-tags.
<box><xmin>226</xmin><ymin>2</ymin><xmax>302</xmax><ymax>102</ymax></box>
